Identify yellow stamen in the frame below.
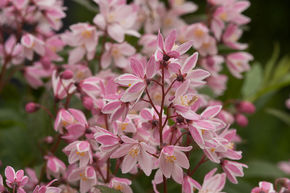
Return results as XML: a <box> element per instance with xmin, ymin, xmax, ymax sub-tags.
<box><xmin>76</xmin><ymin>151</ymin><xmax>86</xmax><ymax>156</ymax></box>
<box><xmin>166</xmin><ymin>155</ymin><xmax>176</xmax><ymax>163</ymax></box>
<box><xmin>120</xmin><ymin>123</ymin><xmax>129</xmax><ymax>131</ymax></box>
<box><xmin>194</xmin><ymin>28</ymin><xmax>205</xmax><ymax>38</ymax></box>
<box><xmin>81</xmin><ymin>30</ymin><xmax>92</xmax><ymax>38</ymax></box>
<box><xmin>219</xmin><ymin>12</ymin><xmax>227</xmax><ymax>21</ymax></box>
<box><xmin>128</xmin><ymin>148</ymin><xmax>139</xmax><ymax>157</ymax></box>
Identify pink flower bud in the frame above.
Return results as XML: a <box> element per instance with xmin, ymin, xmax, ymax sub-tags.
<box><xmin>82</xmin><ymin>96</ymin><xmax>94</xmax><ymax>110</ymax></box>
<box><xmin>25</xmin><ymin>102</ymin><xmax>40</xmax><ymax>113</ymax></box>
<box><xmin>235</xmin><ymin>114</ymin><xmax>248</xmax><ymax>127</ymax></box>
<box><xmin>286</xmin><ymin>98</ymin><xmax>290</xmax><ymax>109</ymax></box>
<box><xmin>61</xmin><ymin>70</ymin><xmax>74</xmax><ymax>80</ymax></box>
<box><xmin>236</xmin><ymin>101</ymin><xmax>255</xmax><ymax>114</ymax></box>
<box><xmin>44</xmin><ymin>136</ymin><xmax>54</xmax><ymax>144</ymax></box>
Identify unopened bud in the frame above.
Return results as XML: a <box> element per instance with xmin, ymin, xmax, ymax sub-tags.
<box><xmin>235</xmin><ymin>113</ymin><xmax>248</xmax><ymax>127</ymax></box>
<box><xmin>236</xmin><ymin>101</ymin><xmax>256</xmax><ymax>114</ymax></box>
<box><xmin>61</xmin><ymin>69</ymin><xmax>74</xmax><ymax>80</ymax></box>
<box><xmin>25</xmin><ymin>102</ymin><xmax>40</xmax><ymax>113</ymax></box>
<box><xmin>82</xmin><ymin>96</ymin><xmax>94</xmax><ymax>110</ymax></box>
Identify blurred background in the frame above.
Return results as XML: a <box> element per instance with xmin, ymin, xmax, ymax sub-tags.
<box><xmin>0</xmin><ymin>0</ymin><xmax>289</xmax><ymax>192</ymax></box>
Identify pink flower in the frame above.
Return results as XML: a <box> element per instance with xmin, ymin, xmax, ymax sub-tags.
<box><xmin>155</xmin><ymin>30</ymin><xmax>193</xmax><ymax>62</ymax></box>
<box><xmin>235</xmin><ymin>113</ymin><xmax>248</xmax><ymax>127</ymax></box>
<box><xmin>198</xmin><ymin>168</ymin><xmax>226</xmax><ymax>193</ymax></box>
<box><xmin>101</xmin><ymin>42</ymin><xmax>136</xmax><ymax>69</ymax></box>
<box><xmin>189</xmin><ymin>23</ymin><xmax>210</xmax><ymax>49</ymax></box>
<box><xmin>63</xmin><ymin>141</ymin><xmax>93</xmax><ymax>167</ymax></box>
<box><xmin>111</xmin><ymin>136</ymin><xmax>155</xmax><ymax>176</ymax></box>
<box><xmin>236</xmin><ymin>101</ymin><xmax>256</xmax><ymax>114</ymax></box>
<box><xmin>54</xmin><ymin>108</ymin><xmax>87</xmax><ymax>139</ymax></box>
<box><xmin>207</xmin><ymin>74</ymin><xmax>228</xmax><ymax>96</ymax></box>
<box><xmin>5</xmin><ymin>166</ymin><xmax>28</xmax><ymax>192</ymax></box>
<box><xmin>62</xmin><ymin>23</ymin><xmax>99</xmax><ymax>64</ymax></box>
<box><xmin>159</xmin><ymin>145</ymin><xmax>192</xmax><ymax>184</ymax></box>
<box><xmin>226</xmin><ymin>52</ymin><xmax>253</xmax><ymax>79</ymax></box>
<box><xmin>197</xmin><ymin>36</ymin><xmax>217</xmax><ymax>56</ymax></box>
<box><xmin>182</xmin><ymin>176</ymin><xmax>201</xmax><ymax>193</ymax></box>
<box><xmin>0</xmin><ymin>175</ymin><xmax>5</xmax><ymax>192</ymax></box>
<box><xmin>68</xmin><ymin>166</ymin><xmax>97</xmax><ymax>193</ymax></box>
<box><xmin>109</xmin><ymin>177</ymin><xmax>133</xmax><ymax>193</ymax></box>
<box><xmin>213</xmin><ymin>1</ymin><xmax>251</xmax><ymax>25</ymax></box>
<box><xmin>45</xmin><ymin>156</ymin><xmax>66</xmax><ymax>179</ymax></box>
<box><xmin>24</xmin><ymin>61</ymin><xmax>54</xmax><ymax>89</ymax></box>
<box><xmin>94</xmin><ymin>126</ymin><xmax>120</xmax><ymax>153</ymax></box>
<box><xmin>21</xmin><ymin>34</ymin><xmax>45</xmax><ymax>60</ymax></box>
<box><xmin>52</xmin><ymin>70</ymin><xmax>76</xmax><ymax>100</ymax></box>
<box><xmin>32</xmin><ymin>180</ymin><xmax>61</xmax><ymax>193</ymax></box>
<box><xmin>251</xmin><ymin>181</ymin><xmax>276</xmax><ymax>193</ymax></box>
<box><xmin>223</xmin><ymin>24</ymin><xmax>247</xmax><ymax>50</ymax></box>
<box><xmin>45</xmin><ymin>36</ymin><xmax>64</xmax><ymax>61</ymax></box>
<box><xmin>115</xmin><ymin>56</ymin><xmax>157</xmax><ymax>103</ymax></box>
<box><xmin>278</xmin><ymin>160</ymin><xmax>290</xmax><ymax>174</ymax></box>
<box><xmin>93</xmin><ymin>1</ymin><xmax>139</xmax><ymax>42</ymax></box>
<box><xmin>176</xmin><ymin>52</ymin><xmax>210</xmax><ymax>86</ymax></box>
<box><xmin>222</xmin><ymin>160</ymin><xmax>247</xmax><ymax>184</ymax></box>
<box><xmin>169</xmin><ymin>0</ymin><xmax>197</xmax><ymax>15</ymax></box>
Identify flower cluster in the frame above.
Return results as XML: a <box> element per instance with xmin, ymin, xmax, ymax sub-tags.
<box><xmin>1</xmin><ymin>0</ymin><xmax>287</xmax><ymax>193</ymax></box>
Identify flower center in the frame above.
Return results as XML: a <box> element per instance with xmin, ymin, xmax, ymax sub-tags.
<box><xmin>128</xmin><ymin>148</ymin><xmax>139</xmax><ymax>157</ymax></box>
<box><xmin>166</xmin><ymin>155</ymin><xmax>176</xmax><ymax>163</ymax></box>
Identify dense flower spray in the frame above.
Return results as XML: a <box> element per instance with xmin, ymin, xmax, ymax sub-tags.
<box><xmin>0</xmin><ymin>0</ymin><xmax>289</xmax><ymax>193</ymax></box>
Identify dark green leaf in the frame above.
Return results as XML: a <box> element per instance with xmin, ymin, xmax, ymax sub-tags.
<box><xmin>242</xmin><ymin>63</ymin><xmax>263</xmax><ymax>99</ymax></box>
<box><xmin>266</xmin><ymin>108</ymin><xmax>290</xmax><ymax>126</ymax></box>
<box><xmin>96</xmin><ymin>185</ymin><xmax>122</xmax><ymax>193</ymax></box>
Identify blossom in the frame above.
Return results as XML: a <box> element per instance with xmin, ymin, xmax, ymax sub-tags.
<box><xmin>110</xmin><ymin>177</ymin><xmax>133</xmax><ymax>193</ymax></box>
<box><xmin>198</xmin><ymin>168</ymin><xmax>226</xmax><ymax>193</ymax></box>
<box><xmin>182</xmin><ymin>176</ymin><xmax>201</xmax><ymax>193</ymax></box>
<box><xmin>251</xmin><ymin>181</ymin><xmax>276</xmax><ymax>193</ymax></box>
<box><xmin>63</xmin><ymin>141</ymin><xmax>93</xmax><ymax>167</ymax></box>
<box><xmin>32</xmin><ymin>180</ymin><xmax>62</xmax><ymax>193</ymax></box>
<box><xmin>62</xmin><ymin>23</ymin><xmax>99</xmax><ymax>64</ymax></box>
<box><xmin>68</xmin><ymin>166</ymin><xmax>97</xmax><ymax>193</ymax></box>
<box><xmin>5</xmin><ymin>166</ymin><xmax>28</xmax><ymax>192</ymax></box>
<box><xmin>155</xmin><ymin>29</ymin><xmax>193</xmax><ymax>61</ymax></box>
<box><xmin>93</xmin><ymin>0</ymin><xmax>139</xmax><ymax>42</ymax></box>
<box><xmin>159</xmin><ymin>145</ymin><xmax>192</xmax><ymax>184</ymax></box>
<box><xmin>111</xmin><ymin>136</ymin><xmax>155</xmax><ymax>176</ymax></box>
<box><xmin>0</xmin><ymin>175</ymin><xmax>5</xmax><ymax>192</ymax></box>
<box><xmin>54</xmin><ymin>108</ymin><xmax>87</xmax><ymax>139</ymax></box>
<box><xmin>45</xmin><ymin>156</ymin><xmax>66</xmax><ymax>179</ymax></box>
<box><xmin>226</xmin><ymin>52</ymin><xmax>253</xmax><ymax>78</ymax></box>
<box><xmin>101</xmin><ymin>42</ymin><xmax>136</xmax><ymax>69</ymax></box>
<box><xmin>222</xmin><ymin>24</ymin><xmax>247</xmax><ymax>50</ymax></box>
<box><xmin>115</xmin><ymin>56</ymin><xmax>157</xmax><ymax>103</ymax></box>
<box><xmin>222</xmin><ymin>160</ymin><xmax>247</xmax><ymax>184</ymax></box>
<box><xmin>21</xmin><ymin>34</ymin><xmax>45</xmax><ymax>60</ymax></box>
<box><xmin>169</xmin><ymin>0</ymin><xmax>197</xmax><ymax>15</ymax></box>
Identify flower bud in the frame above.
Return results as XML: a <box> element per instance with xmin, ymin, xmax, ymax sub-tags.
<box><xmin>235</xmin><ymin>114</ymin><xmax>248</xmax><ymax>127</ymax></box>
<box><xmin>286</xmin><ymin>98</ymin><xmax>290</xmax><ymax>109</ymax></box>
<box><xmin>44</xmin><ymin>136</ymin><xmax>54</xmax><ymax>144</ymax></box>
<box><xmin>236</xmin><ymin>101</ymin><xmax>256</xmax><ymax>114</ymax></box>
<box><xmin>25</xmin><ymin>102</ymin><xmax>40</xmax><ymax>113</ymax></box>
<box><xmin>82</xmin><ymin>96</ymin><xmax>94</xmax><ymax>110</ymax></box>
<box><xmin>61</xmin><ymin>69</ymin><xmax>74</xmax><ymax>79</ymax></box>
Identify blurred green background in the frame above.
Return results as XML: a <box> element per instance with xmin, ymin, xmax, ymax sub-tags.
<box><xmin>0</xmin><ymin>0</ymin><xmax>289</xmax><ymax>192</ymax></box>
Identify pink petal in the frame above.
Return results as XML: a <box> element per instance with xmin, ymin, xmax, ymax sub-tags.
<box><xmin>182</xmin><ymin>52</ymin><xmax>198</xmax><ymax>73</ymax></box>
<box><xmin>165</xmin><ymin>30</ymin><xmax>177</xmax><ymax>52</ymax></box>
<box><xmin>157</xmin><ymin>30</ymin><xmax>164</xmax><ymax>51</ymax></box>
<box><xmin>201</xmin><ymin>105</ymin><xmax>222</xmax><ymax>119</ymax></box>
<box><xmin>130</xmin><ymin>58</ymin><xmax>145</xmax><ymax>78</ymax></box>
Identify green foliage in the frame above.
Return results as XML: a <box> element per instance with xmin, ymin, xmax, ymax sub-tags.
<box><xmin>96</xmin><ymin>185</ymin><xmax>122</xmax><ymax>193</ymax></box>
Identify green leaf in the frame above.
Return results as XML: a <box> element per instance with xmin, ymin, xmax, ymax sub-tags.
<box><xmin>272</xmin><ymin>55</ymin><xmax>290</xmax><ymax>83</ymax></box>
<box><xmin>71</xmin><ymin>0</ymin><xmax>99</xmax><ymax>13</ymax></box>
<box><xmin>242</xmin><ymin>63</ymin><xmax>263</xmax><ymax>99</ymax></box>
<box><xmin>96</xmin><ymin>185</ymin><xmax>122</xmax><ymax>193</ymax></box>
<box><xmin>266</xmin><ymin>108</ymin><xmax>290</xmax><ymax>126</ymax></box>
<box><xmin>263</xmin><ymin>43</ymin><xmax>280</xmax><ymax>85</ymax></box>
<box><xmin>245</xmin><ymin>160</ymin><xmax>285</xmax><ymax>178</ymax></box>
